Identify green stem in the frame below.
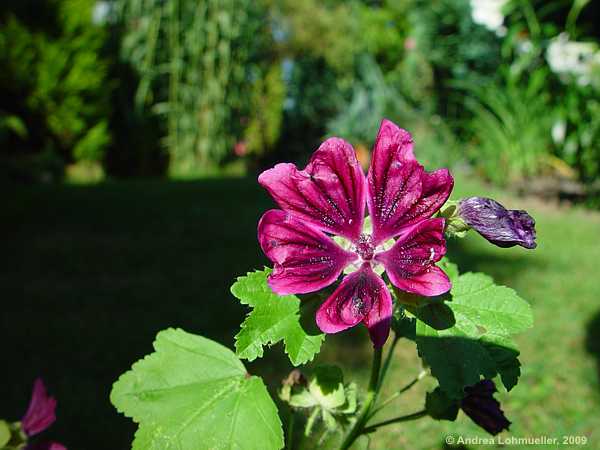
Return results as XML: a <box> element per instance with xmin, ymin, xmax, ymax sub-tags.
<box><xmin>369</xmin><ymin>370</ymin><xmax>427</xmax><ymax>419</ymax></box>
<box><xmin>363</xmin><ymin>410</ymin><xmax>427</xmax><ymax>434</ymax></box>
<box><xmin>338</xmin><ymin>347</ymin><xmax>383</xmax><ymax>450</ymax></box>
<box><xmin>377</xmin><ymin>335</ymin><xmax>399</xmax><ymax>389</ymax></box>
<box><xmin>286</xmin><ymin>409</ymin><xmax>295</xmax><ymax>450</ymax></box>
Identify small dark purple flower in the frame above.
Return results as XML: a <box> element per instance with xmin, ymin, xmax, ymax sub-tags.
<box><xmin>461</xmin><ymin>380</ymin><xmax>511</xmax><ymax>435</ymax></box>
<box><xmin>458</xmin><ymin>197</ymin><xmax>537</xmax><ymax>249</ymax></box>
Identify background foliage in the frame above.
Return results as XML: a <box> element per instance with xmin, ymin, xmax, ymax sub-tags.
<box><xmin>1</xmin><ymin>0</ymin><xmax>599</xmax><ymax>190</ymax></box>
<box><xmin>0</xmin><ymin>0</ymin><xmax>110</xmax><ymax>182</ymax></box>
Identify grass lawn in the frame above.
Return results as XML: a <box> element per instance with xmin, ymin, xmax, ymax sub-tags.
<box><xmin>2</xmin><ymin>174</ymin><xmax>600</xmax><ymax>449</ymax></box>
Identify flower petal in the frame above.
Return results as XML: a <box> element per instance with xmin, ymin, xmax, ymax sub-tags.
<box><xmin>375</xmin><ymin>218</ymin><xmax>451</xmax><ymax>296</ymax></box>
<box><xmin>367</xmin><ymin>119</ymin><xmax>453</xmax><ymax>243</ymax></box>
<box><xmin>316</xmin><ymin>264</ymin><xmax>392</xmax><ymax>348</ymax></box>
<box><xmin>22</xmin><ymin>378</ymin><xmax>57</xmax><ymax>436</ymax></box>
<box><xmin>258</xmin><ymin>210</ymin><xmax>357</xmax><ymax>295</ymax></box>
<box><xmin>258</xmin><ymin>138</ymin><xmax>366</xmax><ymax>241</ymax></box>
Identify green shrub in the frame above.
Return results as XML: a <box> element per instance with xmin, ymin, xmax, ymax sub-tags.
<box><xmin>0</xmin><ymin>0</ymin><xmax>111</xmax><ymax>181</ymax></box>
<box><xmin>464</xmin><ymin>69</ymin><xmax>552</xmax><ymax>185</ymax></box>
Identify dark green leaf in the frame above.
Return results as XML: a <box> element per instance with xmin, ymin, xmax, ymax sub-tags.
<box><xmin>426</xmin><ymin>388</ymin><xmax>459</xmax><ymax>421</ymax></box>
<box><xmin>417</xmin><ymin>322</ymin><xmax>497</xmax><ymax>399</ymax></box>
<box><xmin>416</xmin><ymin>271</ymin><xmax>532</xmax><ymax>398</ymax></box>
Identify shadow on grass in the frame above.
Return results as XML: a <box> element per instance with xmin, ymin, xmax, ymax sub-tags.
<box><xmin>446</xmin><ymin>238</ymin><xmax>542</xmax><ymax>287</ymax></box>
<box><xmin>585</xmin><ymin>310</ymin><xmax>600</xmax><ymax>391</ymax></box>
<box><xmin>1</xmin><ymin>178</ymin><xmax>531</xmax><ymax>449</ymax></box>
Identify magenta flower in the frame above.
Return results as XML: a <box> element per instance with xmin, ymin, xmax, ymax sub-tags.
<box><xmin>22</xmin><ymin>378</ymin><xmax>57</xmax><ymax>437</ymax></box>
<box><xmin>21</xmin><ymin>378</ymin><xmax>67</xmax><ymax>450</ymax></box>
<box><xmin>258</xmin><ymin>119</ymin><xmax>454</xmax><ymax>347</ymax></box>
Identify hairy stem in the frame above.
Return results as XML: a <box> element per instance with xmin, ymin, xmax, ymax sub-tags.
<box><xmin>338</xmin><ymin>347</ymin><xmax>383</xmax><ymax>450</ymax></box>
<box><xmin>363</xmin><ymin>410</ymin><xmax>428</xmax><ymax>434</ymax></box>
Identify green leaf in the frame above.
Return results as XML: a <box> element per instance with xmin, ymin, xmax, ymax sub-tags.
<box><xmin>0</xmin><ymin>421</ymin><xmax>10</xmax><ymax>447</ymax></box>
<box><xmin>285</xmin><ymin>365</ymin><xmax>356</xmax><ymax>413</ymax></box>
<box><xmin>111</xmin><ymin>328</ymin><xmax>284</xmax><ymax>450</ymax></box>
<box><xmin>438</xmin><ymin>258</ymin><xmax>459</xmax><ymax>282</ymax></box>
<box><xmin>391</xmin><ymin>306</ymin><xmax>416</xmax><ymax>340</ymax></box>
<box><xmin>425</xmin><ymin>388</ymin><xmax>459</xmax><ymax>421</ymax></box>
<box><xmin>408</xmin><ymin>302</ymin><xmax>455</xmax><ymax>331</ymax></box>
<box><xmin>416</xmin><ymin>271</ymin><xmax>533</xmax><ymax>398</ymax></box>
<box><xmin>449</xmin><ymin>272</ymin><xmax>533</xmax><ymax>337</ymax></box>
<box><xmin>280</xmin><ymin>365</ymin><xmax>357</xmax><ymax>437</ymax></box>
<box><xmin>232</xmin><ymin>269</ymin><xmax>325</xmax><ymax>366</ymax></box>
<box><xmin>481</xmin><ymin>335</ymin><xmax>521</xmax><ymax>391</ymax></box>
<box><xmin>301</xmin><ymin>366</ymin><xmax>346</xmax><ymax>410</ymax></box>
<box><xmin>416</xmin><ymin>322</ymin><xmax>497</xmax><ymax>399</ymax></box>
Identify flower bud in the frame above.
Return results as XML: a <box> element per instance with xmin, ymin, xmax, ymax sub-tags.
<box><xmin>458</xmin><ymin>197</ymin><xmax>536</xmax><ymax>249</ymax></box>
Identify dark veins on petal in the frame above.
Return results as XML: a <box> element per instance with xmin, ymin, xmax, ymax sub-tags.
<box><xmin>259</xmin><ymin>138</ymin><xmax>366</xmax><ymax>240</ymax></box>
<box><xmin>374</xmin><ymin>161</ymin><xmax>422</xmax><ymax>228</ymax></box>
<box><xmin>333</xmin><ymin>270</ymin><xmax>375</xmax><ymax>324</ymax></box>
<box><xmin>264</xmin><ymin>221</ymin><xmax>338</xmax><ymax>281</ymax></box>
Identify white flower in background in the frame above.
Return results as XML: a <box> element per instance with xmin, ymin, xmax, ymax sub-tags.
<box><xmin>517</xmin><ymin>39</ymin><xmax>534</xmax><ymax>55</ymax></box>
<box><xmin>551</xmin><ymin>120</ymin><xmax>567</xmax><ymax>144</ymax></box>
<box><xmin>470</xmin><ymin>0</ymin><xmax>509</xmax><ymax>33</ymax></box>
<box><xmin>92</xmin><ymin>1</ymin><xmax>111</xmax><ymax>25</ymax></box>
<box><xmin>547</xmin><ymin>33</ymin><xmax>599</xmax><ymax>87</ymax></box>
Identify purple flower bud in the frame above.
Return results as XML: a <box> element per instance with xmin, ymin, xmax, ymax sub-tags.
<box><xmin>458</xmin><ymin>197</ymin><xmax>536</xmax><ymax>249</ymax></box>
<box><xmin>461</xmin><ymin>380</ymin><xmax>511</xmax><ymax>435</ymax></box>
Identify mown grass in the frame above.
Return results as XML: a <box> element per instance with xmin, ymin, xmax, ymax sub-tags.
<box><xmin>2</xmin><ymin>174</ymin><xmax>599</xmax><ymax>449</ymax></box>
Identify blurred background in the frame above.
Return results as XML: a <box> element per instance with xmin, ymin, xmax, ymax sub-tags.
<box><xmin>2</xmin><ymin>0</ymin><xmax>600</xmax><ymax>449</ymax></box>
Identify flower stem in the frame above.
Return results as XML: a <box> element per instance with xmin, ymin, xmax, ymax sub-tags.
<box><xmin>363</xmin><ymin>410</ymin><xmax>427</xmax><ymax>434</ymax></box>
<box><xmin>377</xmin><ymin>335</ymin><xmax>399</xmax><ymax>389</ymax></box>
<box><xmin>285</xmin><ymin>408</ymin><xmax>295</xmax><ymax>450</ymax></box>
<box><xmin>520</xmin><ymin>0</ymin><xmax>541</xmax><ymax>39</ymax></box>
<box><xmin>338</xmin><ymin>347</ymin><xmax>383</xmax><ymax>450</ymax></box>
<box><xmin>369</xmin><ymin>369</ymin><xmax>427</xmax><ymax>419</ymax></box>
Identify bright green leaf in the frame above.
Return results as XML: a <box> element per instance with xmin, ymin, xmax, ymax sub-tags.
<box><xmin>0</xmin><ymin>420</ymin><xmax>10</xmax><ymax>447</ymax></box>
<box><xmin>449</xmin><ymin>272</ymin><xmax>533</xmax><ymax>337</ymax></box>
<box><xmin>231</xmin><ymin>269</ymin><xmax>325</xmax><ymax>366</ymax></box>
<box><xmin>111</xmin><ymin>328</ymin><xmax>284</xmax><ymax>450</ymax></box>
